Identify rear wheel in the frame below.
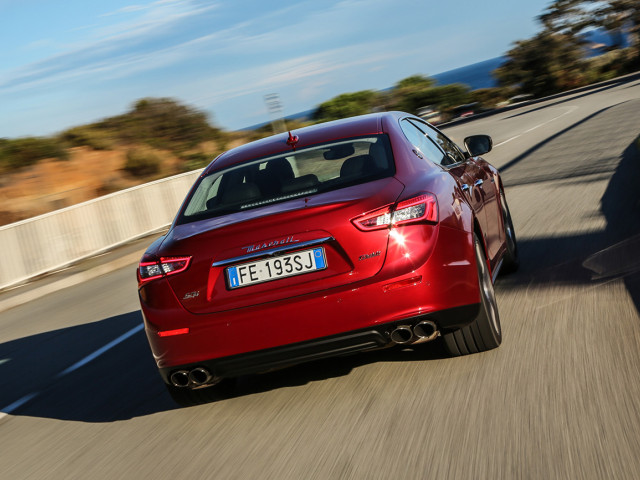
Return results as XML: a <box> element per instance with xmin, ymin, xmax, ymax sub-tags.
<box><xmin>500</xmin><ymin>189</ymin><xmax>519</xmax><ymax>274</ymax></box>
<box><xmin>443</xmin><ymin>234</ymin><xmax>502</xmax><ymax>356</ymax></box>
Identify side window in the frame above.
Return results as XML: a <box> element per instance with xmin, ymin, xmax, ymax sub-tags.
<box><xmin>410</xmin><ymin>120</ymin><xmax>466</xmax><ymax>166</ymax></box>
<box><xmin>400</xmin><ymin>119</ymin><xmax>445</xmax><ymax>165</ymax></box>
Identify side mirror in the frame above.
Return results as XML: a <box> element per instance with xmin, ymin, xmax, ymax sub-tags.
<box><xmin>464</xmin><ymin>135</ymin><xmax>493</xmax><ymax>157</ymax></box>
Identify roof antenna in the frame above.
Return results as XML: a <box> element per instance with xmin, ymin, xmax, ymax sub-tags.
<box><xmin>286</xmin><ymin>131</ymin><xmax>299</xmax><ymax>150</ymax></box>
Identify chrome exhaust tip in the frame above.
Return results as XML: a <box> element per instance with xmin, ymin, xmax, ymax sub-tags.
<box><xmin>390</xmin><ymin>325</ymin><xmax>414</xmax><ymax>344</ymax></box>
<box><xmin>188</xmin><ymin>367</ymin><xmax>213</xmax><ymax>386</ymax></box>
<box><xmin>413</xmin><ymin>320</ymin><xmax>439</xmax><ymax>342</ymax></box>
<box><xmin>170</xmin><ymin>370</ymin><xmax>190</xmax><ymax>388</ymax></box>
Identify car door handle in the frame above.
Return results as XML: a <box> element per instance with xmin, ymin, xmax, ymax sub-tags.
<box><xmin>474</xmin><ymin>179</ymin><xmax>484</xmax><ymax>187</ymax></box>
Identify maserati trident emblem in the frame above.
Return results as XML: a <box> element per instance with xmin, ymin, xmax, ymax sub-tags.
<box><xmin>241</xmin><ymin>236</ymin><xmax>298</xmax><ymax>253</ymax></box>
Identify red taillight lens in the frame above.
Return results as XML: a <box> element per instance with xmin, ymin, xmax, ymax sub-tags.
<box><xmin>159</xmin><ymin>257</ymin><xmax>191</xmax><ymax>275</ymax></box>
<box><xmin>353</xmin><ymin>205</ymin><xmax>393</xmax><ymax>231</ymax></box>
<box><xmin>393</xmin><ymin>194</ymin><xmax>438</xmax><ymax>225</ymax></box>
<box><xmin>138</xmin><ymin>256</ymin><xmax>191</xmax><ymax>284</ymax></box>
<box><xmin>352</xmin><ymin>194</ymin><xmax>438</xmax><ymax>231</ymax></box>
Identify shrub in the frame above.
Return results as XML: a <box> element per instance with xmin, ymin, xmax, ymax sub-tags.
<box><xmin>123</xmin><ymin>148</ymin><xmax>161</xmax><ymax>177</ymax></box>
<box><xmin>59</xmin><ymin>126</ymin><xmax>114</xmax><ymax>150</ymax></box>
<box><xmin>0</xmin><ymin>137</ymin><xmax>68</xmax><ymax>170</ymax></box>
<box><xmin>179</xmin><ymin>152</ymin><xmax>212</xmax><ymax>172</ymax></box>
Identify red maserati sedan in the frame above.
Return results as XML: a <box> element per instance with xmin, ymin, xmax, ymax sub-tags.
<box><xmin>137</xmin><ymin>111</ymin><xmax>518</xmax><ymax>405</ymax></box>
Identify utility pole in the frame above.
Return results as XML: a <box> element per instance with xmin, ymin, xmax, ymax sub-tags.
<box><xmin>264</xmin><ymin>93</ymin><xmax>287</xmax><ymax>134</ymax></box>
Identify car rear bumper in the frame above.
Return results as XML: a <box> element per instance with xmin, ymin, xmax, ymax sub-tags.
<box><xmin>156</xmin><ymin>304</ymin><xmax>479</xmax><ymax>384</ymax></box>
<box><xmin>140</xmin><ymin>225</ymin><xmax>480</xmax><ymax>381</ymax></box>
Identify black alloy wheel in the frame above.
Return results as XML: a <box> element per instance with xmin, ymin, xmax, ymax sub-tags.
<box><xmin>442</xmin><ymin>234</ymin><xmax>502</xmax><ymax>356</ymax></box>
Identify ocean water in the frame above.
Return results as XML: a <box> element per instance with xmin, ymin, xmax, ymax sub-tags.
<box><xmin>429</xmin><ymin>28</ymin><xmax>628</xmax><ymax>91</ymax></box>
<box><xmin>432</xmin><ymin>57</ymin><xmax>505</xmax><ymax>90</ymax></box>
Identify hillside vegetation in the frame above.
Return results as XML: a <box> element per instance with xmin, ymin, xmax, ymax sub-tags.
<box><xmin>0</xmin><ymin>99</ymin><xmax>241</xmax><ymax>225</ymax></box>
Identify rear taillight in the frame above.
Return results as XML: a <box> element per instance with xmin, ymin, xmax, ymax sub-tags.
<box><xmin>352</xmin><ymin>193</ymin><xmax>438</xmax><ymax>231</ymax></box>
<box><xmin>138</xmin><ymin>256</ymin><xmax>191</xmax><ymax>284</ymax></box>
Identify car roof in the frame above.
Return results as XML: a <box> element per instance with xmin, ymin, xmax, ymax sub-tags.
<box><xmin>204</xmin><ymin>112</ymin><xmax>405</xmax><ymax>173</ymax></box>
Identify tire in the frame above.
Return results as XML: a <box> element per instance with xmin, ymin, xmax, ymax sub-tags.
<box><xmin>165</xmin><ymin>379</ymin><xmax>234</xmax><ymax>407</ymax></box>
<box><xmin>443</xmin><ymin>234</ymin><xmax>502</xmax><ymax>356</ymax></box>
<box><xmin>500</xmin><ymin>189</ymin><xmax>519</xmax><ymax>274</ymax></box>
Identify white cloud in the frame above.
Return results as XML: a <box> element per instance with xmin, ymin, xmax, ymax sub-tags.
<box><xmin>174</xmin><ymin>38</ymin><xmax>421</xmax><ymax>115</ymax></box>
<box><xmin>89</xmin><ymin>1</ymin><xmax>219</xmax><ymax>42</ymax></box>
<box><xmin>0</xmin><ymin>1</ymin><xmax>221</xmax><ymax>93</ymax></box>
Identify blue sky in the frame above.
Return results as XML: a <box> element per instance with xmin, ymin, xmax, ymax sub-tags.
<box><xmin>1</xmin><ymin>0</ymin><xmax>552</xmax><ymax>138</ymax></box>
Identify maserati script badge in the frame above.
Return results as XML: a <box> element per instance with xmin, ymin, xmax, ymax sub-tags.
<box><xmin>241</xmin><ymin>236</ymin><xmax>298</xmax><ymax>253</ymax></box>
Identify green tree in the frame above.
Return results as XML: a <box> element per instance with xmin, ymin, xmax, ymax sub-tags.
<box><xmin>394</xmin><ymin>75</ymin><xmax>436</xmax><ymax>91</ymax></box>
<box><xmin>494</xmin><ymin>31</ymin><xmax>587</xmax><ymax>96</ymax></box>
<box><xmin>313</xmin><ymin>90</ymin><xmax>382</xmax><ymax>122</ymax></box>
<box><xmin>385</xmin><ymin>74</ymin><xmax>472</xmax><ymax>115</ymax></box>
<box><xmin>540</xmin><ymin>0</ymin><xmax>639</xmax><ymax>66</ymax></box>
<box><xmin>389</xmin><ymin>75</ymin><xmax>436</xmax><ymax>113</ymax></box>
<box><xmin>400</xmin><ymin>84</ymin><xmax>472</xmax><ymax>114</ymax></box>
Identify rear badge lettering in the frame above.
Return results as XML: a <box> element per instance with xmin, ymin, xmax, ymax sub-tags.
<box><xmin>183</xmin><ymin>291</ymin><xmax>200</xmax><ymax>300</ymax></box>
<box><xmin>242</xmin><ymin>236</ymin><xmax>298</xmax><ymax>253</ymax></box>
<box><xmin>359</xmin><ymin>251</ymin><xmax>381</xmax><ymax>261</ymax></box>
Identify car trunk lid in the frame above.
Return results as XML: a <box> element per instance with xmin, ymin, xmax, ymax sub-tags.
<box><xmin>163</xmin><ymin>177</ymin><xmax>404</xmax><ymax>314</ymax></box>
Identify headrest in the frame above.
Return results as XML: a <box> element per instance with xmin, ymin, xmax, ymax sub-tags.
<box><xmin>221</xmin><ymin>183</ymin><xmax>261</xmax><ymax>204</ymax></box>
<box><xmin>340</xmin><ymin>155</ymin><xmax>376</xmax><ymax>178</ymax></box>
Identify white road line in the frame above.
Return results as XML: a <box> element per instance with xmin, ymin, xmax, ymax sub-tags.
<box><xmin>56</xmin><ymin>323</ymin><xmax>144</xmax><ymax>378</ymax></box>
<box><xmin>494</xmin><ymin>106</ymin><xmax>577</xmax><ymax>148</ymax></box>
<box><xmin>0</xmin><ymin>323</ymin><xmax>144</xmax><ymax>419</ymax></box>
<box><xmin>0</xmin><ymin>393</ymin><xmax>39</xmax><ymax>420</ymax></box>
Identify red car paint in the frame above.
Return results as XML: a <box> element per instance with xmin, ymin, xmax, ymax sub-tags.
<box><xmin>137</xmin><ymin>111</ymin><xmax>515</xmax><ymax>394</ymax></box>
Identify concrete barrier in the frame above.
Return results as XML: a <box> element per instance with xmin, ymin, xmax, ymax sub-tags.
<box><xmin>0</xmin><ymin>169</ymin><xmax>202</xmax><ymax>290</ymax></box>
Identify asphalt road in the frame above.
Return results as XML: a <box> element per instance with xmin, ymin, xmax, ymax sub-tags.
<box><xmin>1</xmin><ymin>77</ymin><xmax>640</xmax><ymax>479</ymax></box>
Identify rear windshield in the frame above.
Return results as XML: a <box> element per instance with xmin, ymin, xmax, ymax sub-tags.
<box><xmin>177</xmin><ymin>134</ymin><xmax>394</xmax><ymax>224</ymax></box>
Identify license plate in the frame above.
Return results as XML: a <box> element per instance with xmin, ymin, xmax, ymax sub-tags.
<box><xmin>226</xmin><ymin>247</ymin><xmax>327</xmax><ymax>289</ymax></box>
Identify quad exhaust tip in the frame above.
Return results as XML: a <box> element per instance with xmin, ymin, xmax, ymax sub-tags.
<box><xmin>414</xmin><ymin>320</ymin><xmax>438</xmax><ymax>341</ymax></box>
<box><xmin>170</xmin><ymin>370</ymin><xmax>190</xmax><ymax>387</ymax></box>
<box><xmin>189</xmin><ymin>367</ymin><xmax>213</xmax><ymax>386</ymax></box>
<box><xmin>390</xmin><ymin>325</ymin><xmax>413</xmax><ymax>344</ymax></box>
<box><xmin>170</xmin><ymin>367</ymin><xmax>214</xmax><ymax>388</ymax></box>
<box><xmin>390</xmin><ymin>320</ymin><xmax>439</xmax><ymax>345</ymax></box>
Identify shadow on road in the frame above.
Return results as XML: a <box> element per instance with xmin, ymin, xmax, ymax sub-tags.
<box><xmin>499</xmin><ymin>102</ymin><xmax>626</xmax><ymax>179</ymax></box>
<box><xmin>498</xmin><ymin>131</ymin><xmax>640</xmax><ymax>315</ymax></box>
<box><xmin>0</xmin><ymin>311</ymin><xmax>451</xmax><ymax>421</ymax></box>
<box><xmin>223</xmin><ymin>340</ymin><xmax>450</xmax><ymax>400</ymax></box>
